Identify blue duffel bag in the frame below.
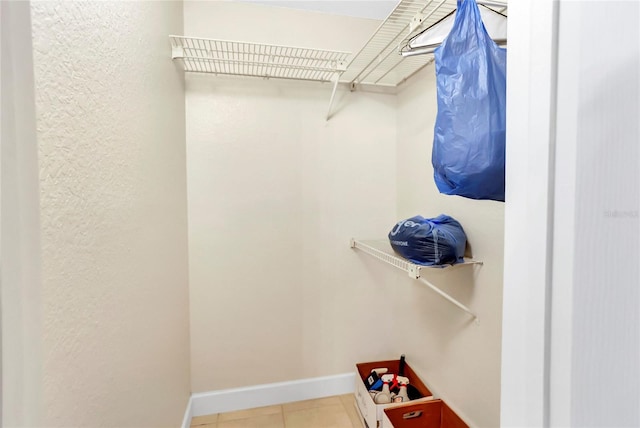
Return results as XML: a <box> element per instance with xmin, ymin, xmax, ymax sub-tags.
<box><xmin>388</xmin><ymin>215</ymin><xmax>467</xmax><ymax>266</ymax></box>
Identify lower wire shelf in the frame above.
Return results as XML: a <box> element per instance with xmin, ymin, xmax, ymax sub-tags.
<box><xmin>350</xmin><ymin>239</ymin><xmax>482</xmax><ymax>321</ymax></box>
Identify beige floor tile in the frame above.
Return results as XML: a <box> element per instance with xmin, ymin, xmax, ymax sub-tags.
<box><xmin>217</xmin><ymin>413</ymin><xmax>284</xmax><ymax>428</ymax></box>
<box><xmin>284</xmin><ymin>404</ymin><xmax>354</xmax><ymax>428</ymax></box>
<box><xmin>338</xmin><ymin>394</ymin><xmax>364</xmax><ymax>428</ymax></box>
<box><xmin>191</xmin><ymin>413</ymin><xmax>218</xmax><ymax>426</ymax></box>
<box><xmin>338</xmin><ymin>394</ymin><xmax>355</xmax><ymax>409</ymax></box>
<box><xmin>282</xmin><ymin>396</ymin><xmax>343</xmax><ymax>413</ymax></box>
<box><xmin>218</xmin><ymin>404</ymin><xmax>282</xmax><ymax>422</ymax></box>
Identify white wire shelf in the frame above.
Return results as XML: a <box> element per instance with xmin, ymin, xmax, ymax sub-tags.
<box><xmin>170</xmin><ymin>35</ymin><xmax>351</xmax><ymax>83</ymax></box>
<box><xmin>341</xmin><ymin>0</ymin><xmax>457</xmax><ymax>88</ymax></box>
<box><xmin>350</xmin><ymin>238</ymin><xmax>482</xmax><ymax>320</ymax></box>
<box><xmin>341</xmin><ymin>0</ymin><xmax>507</xmax><ymax>88</ymax></box>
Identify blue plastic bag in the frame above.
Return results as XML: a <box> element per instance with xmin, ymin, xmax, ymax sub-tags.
<box><xmin>432</xmin><ymin>0</ymin><xmax>506</xmax><ymax>201</ymax></box>
<box><xmin>388</xmin><ymin>215</ymin><xmax>467</xmax><ymax>266</ymax></box>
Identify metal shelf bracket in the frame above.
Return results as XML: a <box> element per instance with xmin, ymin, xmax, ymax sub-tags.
<box><xmin>170</xmin><ymin>36</ymin><xmax>351</xmax><ymax>120</ymax></box>
<box><xmin>351</xmin><ymin>238</ymin><xmax>481</xmax><ymax>321</ymax></box>
<box><xmin>408</xmin><ymin>264</ymin><xmax>421</xmax><ymax>279</ymax></box>
<box><xmin>172</xmin><ymin>46</ymin><xmax>184</xmax><ymax>60</ymax></box>
<box><xmin>326</xmin><ymin>73</ymin><xmax>341</xmax><ymax>121</ymax></box>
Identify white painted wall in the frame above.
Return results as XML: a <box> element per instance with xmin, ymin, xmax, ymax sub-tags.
<box><xmin>237</xmin><ymin>0</ymin><xmax>397</xmax><ymax>20</ymax></box>
<box><xmin>186</xmin><ymin>5</ymin><xmax>505</xmax><ymax>426</ymax></box>
<box><xmin>185</xmin><ymin>2</ymin><xmax>398</xmax><ymax>393</ymax></box>
<box><xmin>552</xmin><ymin>1</ymin><xmax>640</xmax><ymax>426</ymax></box>
<box><xmin>395</xmin><ymin>67</ymin><xmax>505</xmax><ymax>428</ymax></box>
<box><xmin>1</xmin><ymin>1</ymin><xmax>44</xmax><ymax>425</ymax></box>
<box><xmin>11</xmin><ymin>1</ymin><xmax>638</xmax><ymax>425</ymax></box>
<box><xmin>29</xmin><ymin>1</ymin><xmax>191</xmax><ymax>426</ymax></box>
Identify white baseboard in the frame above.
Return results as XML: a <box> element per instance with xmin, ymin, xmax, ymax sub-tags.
<box><xmin>181</xmin><ymin>395</ymin><xmax>193</xmax><ymax>428</ymax></box>
<box><xmin>188</xmin><ymin>372</ymin><xmax>355</xmax><ymax>419</ymax></box>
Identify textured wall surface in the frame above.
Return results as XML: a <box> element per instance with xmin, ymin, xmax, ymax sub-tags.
<box><xmin>185</xmin><ymin>2</ymin><xmax>398</xmax><ymax>392</ymax></box>
<box><xmin>395</xmin><ymin>67</ymin><xmax>505</xmax><ymax>428</ymax></box>
<box><xmin>30</xmin><ymin>2</ymin><xmax>190</xmax><ymax>426</ymax></box>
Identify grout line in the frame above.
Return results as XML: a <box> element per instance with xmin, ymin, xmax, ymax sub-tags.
<box><xmin>281</xmin><ymin>404</ymin><xmax>286</xmax><ymax>428</ymax></box>
<box><xmin>210</xmin><ymin>395</ymin><xmax>358</xmax><ymax>428</ymax></box>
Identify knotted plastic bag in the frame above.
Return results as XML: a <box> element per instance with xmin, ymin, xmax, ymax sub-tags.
<box><xmin>388</xmin><ymin>215</ymin><xmax>467</xmax><ymax>266</ymax></box>
<box><xmin>432</xmin><ymin>0</ymin><xmax>507</xmax><ymax>201</ymax></box>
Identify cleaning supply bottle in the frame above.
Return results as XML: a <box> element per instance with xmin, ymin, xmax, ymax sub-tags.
<box><xmin>374</xmin><ymin>374</ymin><xmax>394</xmax><ymax>404</ymax></box>
<box><xmin>397</xmin><ymin>376</ymin><xmax>410</xmax><ymax>402</ymax></box>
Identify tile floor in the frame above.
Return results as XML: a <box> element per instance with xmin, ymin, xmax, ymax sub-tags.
<box><xmin>190</xmin><ymin>394</ymin><xmax>363</xmax><ymax>428</ymax></box>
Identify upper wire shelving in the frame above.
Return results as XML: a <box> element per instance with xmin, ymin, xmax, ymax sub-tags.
<box><xmin>169</xmin><ymin>0</ymin><xmax>506</xmax><ymax>118</ymax></box>
<box><xmin>341</xmin><ymin>0</ymin><xmax>507</xmax><ymax>89</ymax></box>
<box><xmin>170</xmin><ymin>35</ymin><xmax>350</xmax><ymax>83</ymax></box>
<box><xmin>350</xmin><ymin>239</ymin><xmax>482</xmax><ymax>320</ymax></box>
<box><xmin>341</xmin><ymin>0</ymin><xmax>458</xmax><ymax>88</ymax></box>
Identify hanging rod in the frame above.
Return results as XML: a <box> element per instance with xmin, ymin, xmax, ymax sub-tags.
<box><xmin>477</xmin><ymin>0</ymin><xmax>507</xmax><ymax>8</ymax></box>
<box><xmin>350</xmin><ymin>239</ymin><xmax>481</xmax><ymax>321</ymax></box>
<box><xmin>402</xmin><ymin>39</ymin><xmax>506</xmax><ymax>57</ymax></box>
<box><xmin>341</xmin><ymin>0</ymin><xmax>507</xmax><ymax>88</ymax></box>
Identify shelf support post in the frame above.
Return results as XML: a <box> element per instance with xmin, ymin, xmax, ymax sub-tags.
<box><xmin>351</xmin><ymin>238</ymin><xmax>479</xmax><ymax>322</ymax></box>
<box><xmin>326</xmin><ymin>74</ymin><xmax>340</xmax><ymax>121</ymax></box>
<box><xmin>417</xmin><ymin>277</ymin><xmax>478</xmax><ymax>321</ymax></box>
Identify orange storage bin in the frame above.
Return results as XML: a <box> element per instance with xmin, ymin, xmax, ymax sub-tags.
<box><xmin>354</xmin><ymin>359</ymin><xmax>434</xmax><ymax>428</ymax></box>
<box><xmin>382</xmin><ymin>400</ymin><xmax>468</xmax><ymax>428</ymax></box>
